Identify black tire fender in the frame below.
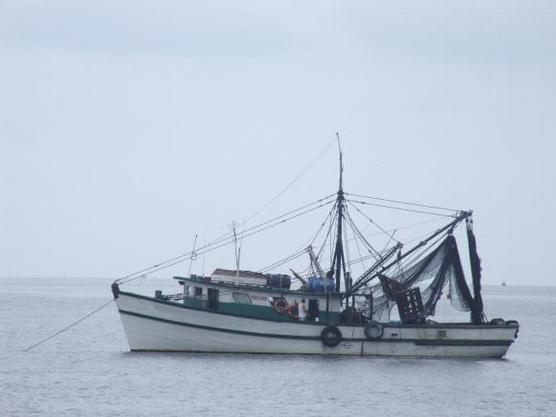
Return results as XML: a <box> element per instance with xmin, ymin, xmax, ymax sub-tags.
<box><xmin>505</xmin><ymin>320</ymin><xmax>519</xmax><ymax>338</ymax></box>
<box><xmin>364</xmin><ymin>321</ymin><xmax>384</xmax><ymax>340</ymax></box>
<box><xmin>321</xmin><ymin>325</ymin><xmax>342</xmax><ymax>347</ymax></box>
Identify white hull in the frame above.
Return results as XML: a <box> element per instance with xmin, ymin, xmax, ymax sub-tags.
<box><xmin>115</xmin><ymin>292</ymin><xmax>518</xmax><ymax>358</ymax></box>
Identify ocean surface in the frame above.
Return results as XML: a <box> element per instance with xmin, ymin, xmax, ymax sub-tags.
<box><xmin>1</xmin><ymin>278</ymin><xmax>555</xmax><ymax>417</ymax></box>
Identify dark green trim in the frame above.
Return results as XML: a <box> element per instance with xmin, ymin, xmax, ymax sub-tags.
<box><xmin>120</xmin><ymin>309</ymin><xmax>323</xmax><ymax>340</ymax></box>
<box><xmin>119</xmin><ymin>309</ymin><xmax>514</xmax><ymax>347</ymax></box>
<box><xmin>383</xmin><ymin>323</ymin><xmax>519</xmax><ymax>330</ymax></box>
<box><xmin>415</xmin><ymin>339</ymin><xmax>513</xmax><ymax>347</ymax></box>
<box><xmin>182</xmin><ymin>298</ymin><xmax>323</xmax><ymax>322</ymax></box>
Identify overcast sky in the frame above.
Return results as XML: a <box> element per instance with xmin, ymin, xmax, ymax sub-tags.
<box><xmin>1</xmin><ymin>1</ymin><xmax>555</xmax><ymax>285</ymax></box>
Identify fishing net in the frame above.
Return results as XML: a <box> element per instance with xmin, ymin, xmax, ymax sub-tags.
<box><xmin>370</xmin><ymin>235</ymin><xmax>477</xmax><ymax>322</ymax></box>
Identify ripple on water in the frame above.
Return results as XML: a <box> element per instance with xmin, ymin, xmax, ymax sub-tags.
<box><xmin>1</xmin><ymin>279</ymin><xmax>555</xmax><ymax>417</ymax></box>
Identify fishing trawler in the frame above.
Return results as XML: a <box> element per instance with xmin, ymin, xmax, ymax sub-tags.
<box><xmin>111</xmin><ymin>143</ymin><xmax>519</xmax><ymax>358</ymax></box>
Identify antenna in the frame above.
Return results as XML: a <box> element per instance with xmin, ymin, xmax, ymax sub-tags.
<box><xmin>238</xmin><ymin>220</ymin><xmax>247</xmax><ymax>278</ymax></box>
<box><xmin>336</xmin><ymin>132</ymin><xmax>343</xmax><ymax>192</ymax></box>
<box><xmin>232</xmin><ymin>221</ymin><xmax>240</xmax><ymax>282</ymax></box>
<box><xmin>201</xmin><ymin>231</ymin><xmax>207</xmax><ymax>277</ymax></box>
<box><xmin>187</xmin><ymin>234</ymin><xmax>198</xmax><ymax>278</ymax></box>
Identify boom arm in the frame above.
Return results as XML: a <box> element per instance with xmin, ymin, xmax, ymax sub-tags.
<box><xmin>344</xmin><ymin>211</ymin><xmax>471</xmax><ymax>298</ymax></box>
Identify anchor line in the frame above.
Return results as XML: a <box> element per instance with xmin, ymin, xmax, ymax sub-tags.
<box><xmin>24</xmin><ymin>299</ymin><xmax>115</xmax><ymax>352</ymax></box>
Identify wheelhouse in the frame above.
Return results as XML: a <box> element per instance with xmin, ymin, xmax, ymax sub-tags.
<box><xmin>174</xmin><ymin>273</ymin><xmax>343</xmax><ymax>323</ymax></box>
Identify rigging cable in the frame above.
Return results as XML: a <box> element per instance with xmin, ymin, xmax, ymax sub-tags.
<box><xmin>367</xmin><ymin>232</ymin><xmax>450</xmax><ymax>301</ymax></box>
<box><xmin>346</xmin><ymin>198</ymin><xmax>457</xmax><ymax>218</ymax></box>
<box><xmin>347</xmin><ymin>200</ymin><xmax>400</xmax><ymax>245</ymax></box>
<box><xmin>325</xmin><ymin>216</ymin><xmax>449</xmax><ymax>269</ymax></box>
<box><xmin>343</xmin><ymin>209</ymin><xmax>381</xmax><ymax>260</ymax></box>
<box><xmin>258</xmin><ymin>248</ymin><xmax>308</xmax><ymax>274</ymax></box>
<box><xmin>243</xmin><ymin>137</ymin><xmax>337</xmax><ymax>226</ymax></box>
<box><xmin>342</xmin><ymin>216</ymin><xmax>353</xmax><ymax>279</ymax></box>
<box><xmin>402</xmin><ymin>230</ymin><xmax>449</xmax><ymax>267</ymax></box>
<box><xmin>328</xmin><ymin>213</ymin><xmax>338</xmax><ymax>271</ymax></box>
<box><xmin>119</xmin><ymin>197</ymin><xmax>337</xmax><ymax>283</ymax></box>
<box><xmin>352</xmin><ymin>218</ymin><xmax>460</xmax><ymax>295</ymax></box>
<box><xmin>345</xmin><ymin>248</ymin><xmax>390</xmax><ymax>268</ymax></box>
<box><xmin>350</xmin><ymin>217</ymin><xmax>368</xmax><ymax>272</ymax></box>
<box><xmin>316</xmin><ymin>203</ymin><xmax>338</xmax><ymax>261</ymax></box>
<box><xmin>117</xmin><ymin>193</ymin><xmax>336</xmax><ymax>284</ymax></box>
<box><xmin>24</xmin><ymin>299</ymin><xmax>115</xmax><ymax>352</ymax></box>
<box><xmin>306</xmin><ymin>201</ymin><xmax>338</xmax><ymax>249</ymax></box>
<box><xmin>344</xmin><ymin>192</ymin><xmax>461</xmax><ymax>213</ymax></box>
<box><xmin>324</xmin><ymin>215</ymin><xmax>447</xmax><ymax>250</ymax></box>
<box><xmin>382</xmin><ymin>229</ymin><xmax>397</xmax><ymax>256</ymax></box>
<box><xmin>386</xmin><ymin>229</ymin><xmax>452</xmax><ymax>284</ymax></box>
<box><xmin>116</xmin><ymin>136</ymin><xmax>339</xmax><ymax>285</ymax></box>
<box><xmin>257</xmin><ymin>201</ymin><xmax>338</xmax><ymax>274</ymax></box>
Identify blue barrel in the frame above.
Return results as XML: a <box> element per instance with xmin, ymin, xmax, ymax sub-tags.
<box><xmin>307</xmin><ymin>276</ymin><xmax>335</xmax><ymax>292</ymax></box>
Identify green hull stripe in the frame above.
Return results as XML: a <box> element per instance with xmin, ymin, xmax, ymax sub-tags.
<box><xmin>415</xmin><ymin>339</ymin><xmax>512</xmax><ymax>347</ymax></box>
<box><xmin>119</xmin><ymin>309</ymin><xmax>513</xmax><ymax>346</ymax></box>
<box><xmin>120</xmin><ymin>309</ymin><xmax>323</xmax><ymax>340</ymax></box>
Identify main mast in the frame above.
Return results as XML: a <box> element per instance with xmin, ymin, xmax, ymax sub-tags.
<box><xmin>333</xmin><ymin>134</ymin><xmax>346</xmax><ymax>294</ymax></box>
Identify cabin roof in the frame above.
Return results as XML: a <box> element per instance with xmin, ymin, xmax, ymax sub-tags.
<box><xmin>211</xmin><ymin>268</ymin><xmax>266</xmax><ymax>279</ymax></box>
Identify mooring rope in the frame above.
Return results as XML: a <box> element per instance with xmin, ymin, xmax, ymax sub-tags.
<box><xmin>23</xmin><ymin>298</ymin><xmax>115</xmax><ymax>352</ymax></box>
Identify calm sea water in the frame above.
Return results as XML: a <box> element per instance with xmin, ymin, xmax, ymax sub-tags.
<box><xmin>1</xmin><ymin>278</ymin><xmax>555</xmax><ymax>417</ymax></box>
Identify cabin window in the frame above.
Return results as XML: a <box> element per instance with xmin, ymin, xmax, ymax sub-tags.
<box><xmin>232</xmin><ymin>292</ymin><xmax>252</xmax><ymax>304</ymax></box>
<box><xmin>194</xmin><ymin>287</ymin><xmax>203</xmax><ymax>297</ymax></box>
<box><xmin>308</xmin><ymin>299</ymin><xmax>320</xmax><ymax>321</ymax></box>
<box><xmin>207</xmin><ymin>288</ymin><xmax>219</xmax><ymax>310</ymax></box>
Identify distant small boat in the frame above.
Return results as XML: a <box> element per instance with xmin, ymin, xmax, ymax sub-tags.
<box><xmin>501</xmin><ymin>281</ymin><xmax>507</xmax><ymax>287</ymax></box>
